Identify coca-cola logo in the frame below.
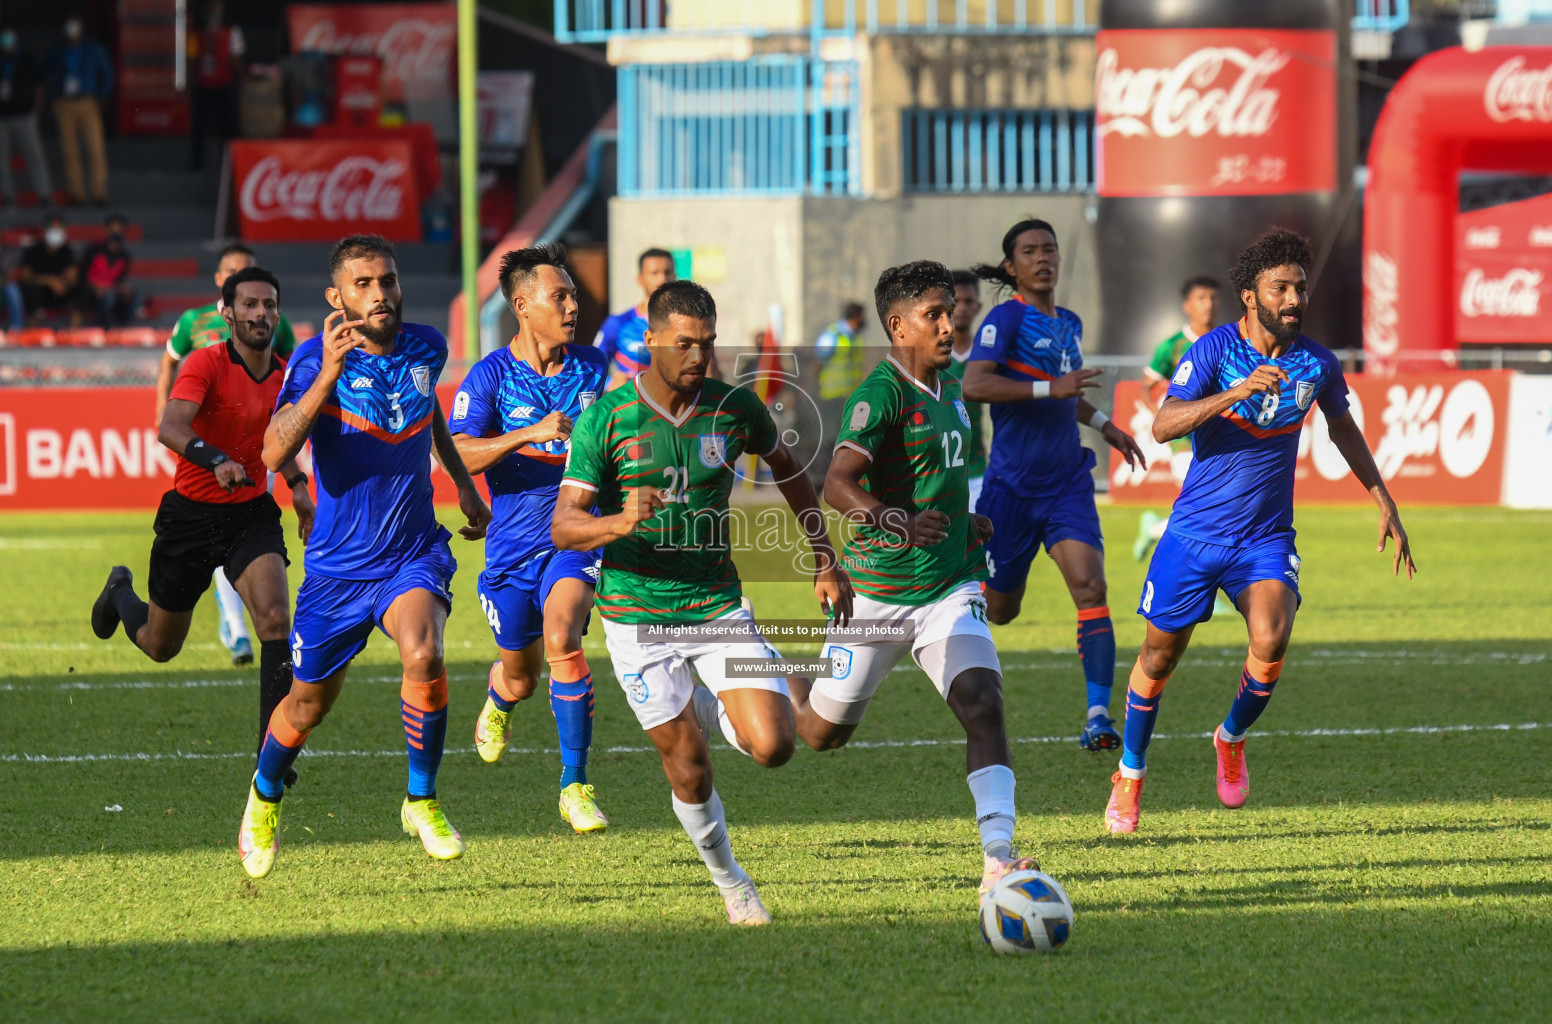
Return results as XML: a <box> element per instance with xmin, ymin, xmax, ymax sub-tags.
<box><xmin>1530</xmin><ymin>226</ymin><xmax>1552</xmax><ymax>248</ymax></box>
<box><xmin>1459</xmin><ymin>268</ymin><xmax>1543</xmax><ymax>318</ymax></box>
<box><xmin>1096</xmin><ymin>46</ymin><xmax>1288</xmax><ymax>139</ymax></box>
<box><xmin>1364</xmin><ymin>251</ymin><xmax>1402</xmax><ymax>357</ymax></box>
<box><xmin>239</xmin><ymin>155</ymin><xmax>408</xmax><ymax>223</ymax></box>
<box><xmin>1464</xmin><ymin>226</ymin><xmax>1501</xmax><ymax>250</ymax></box>
<box><xmin>297</xmin><ymin>17</ymin><xmax>454</xmax><ymax>84</ymax></box>
<box><xmin>1484</xmin><ymin>56</ymin><xmax>1552</xmax><ymax>124</ymax></box>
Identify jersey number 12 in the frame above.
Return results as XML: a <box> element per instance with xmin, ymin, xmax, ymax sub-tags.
<box><xmin>940</xmin><ymin>431</ymin><xmax>965</xmax><ymax>468</ymax></box>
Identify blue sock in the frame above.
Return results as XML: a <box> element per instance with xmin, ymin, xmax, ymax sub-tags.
<box><xmin>1222</xmin><ymin>654</ymin><xmax>1281</xmax><ymax>738</ymax></box>
<box><xmin>1120</xmin><ymin>662</ymin><xmax>1169</xmax><ymax>772</ymax></box>
<box><xmin>402</xmin><ymin>676</ymin><xmax>448</xmax><ymax>801</ymax></box>
<box><xmin>1077</xmin><ymin>607</ymin><xmax>1116</xmax><ymax>715</ymax></box>
<box><xmin>550</xmin><ymin>663</ymin><xmax>594</xmax><ymax>791</ymax></box>
<box><xmin>488</xmin><ymin>684</ymin><xmax>517</xmax><ymax>713</ymax></box>
<box><xmin>254</xmin><ymin>702</ymin><xmax>307</xmax><ymax>801</ymax></box>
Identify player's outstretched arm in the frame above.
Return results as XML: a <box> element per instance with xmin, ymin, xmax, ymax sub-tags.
<box><xmin>430</xmin><ymin>405</ymin><xmax>492</xmax><ymax>540</ymax></box>
<box><xmin>263</xmin><ymin>309</ymin><xmax>364</xmax><ymax>471</ymax></box>
<box><xmin>153</xmin><ymin>350</ymin><xmax>179</xmax><ymax>428</ymax></box>
<box><xmin>551</xmin><ymin>483</ymin><xmax>663</xmax><ymax>551</ymax></box>
<box><xmin>823</xmin><ymin>446</ymin><xmax>948</xmax><ymax>548</ymax></box>
<box><xmin>1151</xmin><ymin>365</ymin><xmax>1289</xmax><ymax>443</ymax></box>
<box><xmin>451</xmin><ymin>411</ymin><xmax>572</xmax><ymax>475</ymax></box>
<box><xmin>962</xmin><ymin>360</ymin><xmax>1101</xmax><ymax>404</ymax></box>
<box><xmin>159</xmin><ymin>398</ymin><xmax>252</xmax><ymax>492</ymax></box>
<box><xmin>278</xmin><ymin>458</ymin><xmax>316</xmax><ymax>544</ymax></box>
<box><xmin>1077</xmin><ymin>398</ymin><xmax>1147</xmax><ymax>470</ymax></box>
<box><xmin>767</xmin><ymin>443</ymin><xmax>853</xmax><ymax>626</ymax></box>
<box><xmin>1325</xmin><ymin>410</ymin><xmax>1417</xmax><ymax>579</ymax></box>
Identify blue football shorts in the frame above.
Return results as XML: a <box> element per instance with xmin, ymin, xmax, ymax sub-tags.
<box><xmin>289</xmin><ymin>540</ymin><xmax>458</xmax><ymax>683</ymax></box>
<box><xmin>979</xmin><ymin>471</ymin><xmax>1104</xmax><ymax>595</ymax></box>
<box><xmin>476</xmin><ymin>547</ymin><xmax>601</xmax><ymax>652</ymax></box>
<box><xmin>1138</xmin><ymin>530</ymin><xmax>1303</xmax><ymax>634</ymax></box>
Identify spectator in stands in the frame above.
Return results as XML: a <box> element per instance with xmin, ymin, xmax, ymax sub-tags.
<box><xmin>0</xmin><ymin>241</ymin><xmax>24</xmax><ymax>329</ymax></box>
<box><xmin>18</xmin><ymin>214</ymin><xmax>80</xmax><ymax>325</ymax></box>
<box><xmin>188</xmin><ymin>1</ymin><xmax>245</xmax><ymax>171</ymax></box>
<box><xmin>0</xmin><ymin>25</ymin><xmax>54</xmax><ymax>207</ymax></box>
<box><xmin>78</xmin><ymin>213</ymin><xmax>136</xmax><ymax>327</ymax></box>
<box><xmin>45</xmin><ymin>16</ymin><xmax>112</xmax><ymax>207</ymax></box>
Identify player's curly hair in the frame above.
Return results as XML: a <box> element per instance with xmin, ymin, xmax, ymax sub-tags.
<box><xmin>874</xmin><ymin>259</ymin><xmax>954</xmax><ymax>331</ymax></box>
<box><xmin>498</xmin><ymin>242</ymin><xmax>573</xmax><ymax>302</ymax></box>
<box><xmin>328</xmin><ymin>234</ymin><xmax>395</xmax><ymax>282</ymax></box>
<box><xmin>647</xmin><ymin>279</ymin><xmax>716</xmax><ymax>328</ymax></box>
<box><xmin>971</xmin><ymin>217</ymin><xmax>1058</xmax><ymax>291</ymax></box>
<box><xmin>1231</xmin><ymin>228</ymin><xmax>1312</xmax><ymax>300</ymax></box>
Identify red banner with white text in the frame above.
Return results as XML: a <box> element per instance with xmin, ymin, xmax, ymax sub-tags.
<box><xmin>1107</xmin><ymin>372</ymin><xmax>1511</xmax><ymax>505</ymax></box>
<box><xmin>231</xmin><ymin>139</ymin><xmax>422</xmax><ymax>243</ymax></box>
<box><xmin>0</xmin><ymin>385</ymin><xmax>477</xmax><ymax>511</ymax></box>
<box><xmin>1455</xmin><ymin>192</ymin><xmax>1552</xmax><ymax>345</ymax></box>
<box><xmin>286</xmin><ymin>4</ymin><xmax>455</xmax><ymax>107</ymax></box>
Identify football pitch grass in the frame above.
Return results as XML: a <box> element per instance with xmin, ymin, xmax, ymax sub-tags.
<box><xmin>1</xmin><ymin>505</ymin><xmax>1549</xmax><ymax>1022</ymax></box>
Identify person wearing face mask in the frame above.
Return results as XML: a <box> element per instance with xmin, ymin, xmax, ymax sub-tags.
<box><xmin>45</xmin><ymin>16</ymin><xmax>112</xmax><ymax>206</ymax></box>
<box><xmin>0</xmin><ymin>25</ymin><xmax>54</xmax><ymax>207</ymax></box>
<box><xmin>18</xmin><ymin>215</ymin><xmax>81</xmax><ymax>325</ymax></box>
<box><xmin>188</xmin><ymin>1</ymin><xmax>245</xmax><ymax>171</ymax></box>
<box><xmin>77</xmin><ymin>213</ymin><xmax>137</xmax><ymax>327</ymax></box>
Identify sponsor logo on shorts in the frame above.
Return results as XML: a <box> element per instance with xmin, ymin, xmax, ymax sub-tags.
<box><xmin>829</xmin><ymin>646</ymin><xmax>853</xmax><ymax>680</ymax></box>
<box><xmin>1287</xmin><ymin>553</ymin><xmax>1302</xmax><ymax>584</ymax></box>
<box><xmin>954</xmin><ymin>399</ymin><xmax>972</xmax><ymax>429</ymax></box>
<box><xmin>978</xmin><ymin>323</ymin><xmax>997</xmax><ymax>348</ymax></box>
<box><xmin>698</xmin><ymin>434</ymin><xmax>727</xmax><ymax>469</ymax></box>
<box><xmin>1173</xmin><ymin>361</ymin><xmax>1193</xmax><ymax>386</ymax></box>
<box><xmin>350</xmin><ymin>376</ymin><xmax>374</xmax><ymax>390</ymax></box>
<box><xmin>584</xmin><ymin>561</ymin><xmax>601</xmax><ymax>581</ymax></box>
<box><xmin>452</xmin><ymin>391</ymin><xmax>470</xmax><ymax>421</ymax></box>
<box><xmin>624</xmin><ymin>672</ymin><xmax>649</xmax><ymax>704</ymax></box>
<box><xmin>411</xmin><ymin>365</ymin><xmax>432</xmax><ymax>397</ymax></box>
<box><xmin>850</xmin><ymin>401</ymin><xmax>871</xmax><ymax>431</ymax></box>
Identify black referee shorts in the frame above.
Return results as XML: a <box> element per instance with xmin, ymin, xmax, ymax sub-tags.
<box><xmin>148</xmin><ymin>491</ymin><xmax>289</xmax><ymax>613</ymax></box>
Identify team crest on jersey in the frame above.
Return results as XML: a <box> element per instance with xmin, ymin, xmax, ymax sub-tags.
<box><xmin>411</xmin><ymin>365</ymin><xmax>432</xmax><ymax>396</ymax></box>
<box><xmin>1294</xmin><ymin>380</ymin><xmax>1315</xmax><ymax>411</ymax></box>
<box><xmin>953</xmin><ymin>399</ymin><xmax>971</xmax><ymax>429</ymax></box>
<box><xmin>829</xmin><ymin>646</ymin><xmax>853</xmax><ymax>681</ymax></box>
<box><xmin>579</xmin><ymin>391</ymin><xmax>597</xmax><ymax>410</ymax></box>
<box><xmin>850</xmin><ymin>401</ymin><xmax>871</xmax><ymax>430</ymax></box>
<box><xmin>698</xmin><ymin>434</ymin><xmax>728</xmax><ymax>469</ymax></box>
<box><xmin>979</xmin><ymin>323</ymin><xmax>996</xmax><ymax>348</ymax></box>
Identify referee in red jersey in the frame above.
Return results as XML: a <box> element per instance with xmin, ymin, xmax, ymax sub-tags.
<box><xmin>92</xmin><ymin>266</ymin><xmax>315</xmax><ymax>766</ymax></box>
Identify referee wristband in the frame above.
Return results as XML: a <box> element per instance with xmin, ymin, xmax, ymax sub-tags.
<box><xmin>285</xmin><ymin>471</ymin><xmax>309</xmax><ymax>490</ymax></box>
<box><xmin>1088</xmin><ymin>410</ymin><xmax>1111</xmax><ymax>431</ymax></box>
<box><xmin>1030</xmin><ymin>381</ymin><xmax>1051</xmax><ymax>399</ymax></box>
<box><xmin>184</xmin><ymin>439</ymin><xmax>230</xmax><ymax>472</ymax></box>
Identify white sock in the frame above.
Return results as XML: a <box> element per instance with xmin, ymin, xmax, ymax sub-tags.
<box><xmin>966</xmin><ymin>764</ymin><xmax>1016</xmax><ymax>856</ymax></box>
<box><xmin>1149</xmin><ymin>516</ymin><xmax>1169</xmax><ymax>541</ymax></box>
<box><xmin>691</xmin><ymin>686</ymin><xmax>751</xmax><ymax>757</ymax></box>
<box><xmin>1087</xmin><ymin>704</ymin><xmax>1110</xmax><ymax>721</ymax></box>
<box><xmin>1219</xmin><ymin>724</ymin><xmax>1246</xmax><ymax>743</ymax></box>
<box><xmin>1118</xmin><ymin>763</ymin><xmax>1146</xmax><ymax>780</ymax></box>
<box><xmin>213</xmin><ymin>569</ymin><xmax>249</xmax><ymax>639</ymax></box>
<box><xmin>671</xmin><ymin>789</ymin><xmax>749</xmax><ymax>891</ymax></box>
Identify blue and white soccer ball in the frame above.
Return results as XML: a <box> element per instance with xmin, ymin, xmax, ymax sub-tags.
<box><xmin>978</xmin><ymin>869</ymin><xmax>1073</xmax><ymax>954</ymax></box>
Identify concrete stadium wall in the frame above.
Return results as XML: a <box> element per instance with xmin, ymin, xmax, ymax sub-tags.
<box><xmin>609</xmin><ymin>193</ymin><xmax>1100</xmax><ymax>355</ymax></box>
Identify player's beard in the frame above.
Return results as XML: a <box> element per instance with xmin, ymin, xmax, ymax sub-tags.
<box><xmin>1256</xmin><ymin>301</ymin><xmax>1302</xmax><ymax>345</ymax></box>
<box><xmin>346</xmin><ymin>299</ymin><xmax>403</xmax><ymax>347</ymax></box>
<box><xmin>232</xmin><ymin>317</ymin><xmax>274</xmax><ymax>351</ymax></box>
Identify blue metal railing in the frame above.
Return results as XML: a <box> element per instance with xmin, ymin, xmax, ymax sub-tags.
<box><xmin>556</xmin><ymin>0</ymin><xmax>1094</xmax><ymax>44</ymax></box>
<box><xmin>1353</xmin><ymin>1</ymin><xmax>1410</xmax><ymax>32</ymax></box>
<box><xmin>620</xmin><ymin>59</ymin><xmax>861</xmax><ymax>197</ymax></box>
<box><xmin>902</xmin><ymin>108</ymin><xmax>1094</xmax><ymax>194</ymax></box>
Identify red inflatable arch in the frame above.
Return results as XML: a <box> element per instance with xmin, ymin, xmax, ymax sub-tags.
<box><xmin>1363</xmin><ymin>46</ymin><xmax>1552</xmax><ymax>371</ymax></box>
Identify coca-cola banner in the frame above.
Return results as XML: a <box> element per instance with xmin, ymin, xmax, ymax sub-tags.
<box><xmin>1107</xmin><ymin>371</ymin><xmax>1511</xmax><ymax>506</ymax></box>
<box><xmin>287</xmin><ymin>4</ymin><xmax>454</xmax><ymax>105</ymax></box>
<box><xmin>232</xmin><ymin>140</ymin><xmax>422</xmax><ymax>243</ymax></box>
<box><xmin>1095</xmin><ymin>29</ymin><xmax>1337</xmax><ymax>197</ymax></box>
<box><xmin>0</xmin><ymin>384</ymin><xmax>477</xmax><ymax>511</ymax></box>
<box><xmin>1455</xmin><ymin>192</ymin><xmax>1552</xmax><ymax>345</ymax></box>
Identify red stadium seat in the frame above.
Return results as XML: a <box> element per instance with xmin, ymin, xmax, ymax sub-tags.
<box><xmin>58</xmin><ymin>328</ymin><xmax>108</xmax><ymax>348</ymax></box>
<box><xmin>8</xmin><ymin>328</ymin><xmax>56</xmax><ymax>348</ymax></box>
<box><xmin>107</xmin><ymin>327</ymin><xmax>160</xmax><ymax>348</ymax></box>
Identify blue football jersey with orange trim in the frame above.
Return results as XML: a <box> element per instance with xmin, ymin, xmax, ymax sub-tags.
<box><xmin>1166</xmin><ymin>323</ymin><xmax>1351</xmax><ymax>545</ymax></box>
<box><xmin>594</xmin><ymin>307</ymin><xmax>650</xmax><ymax>377</ymax></box>
<box><xmin>969</xmin><ymin>296</ymin><xmax>1092</xmax><ymax>496</ymax></box>
<box><xmin>450</xmin><ymin>343</ymin><xmax>609</xmax><ymax>576</ymax></box>
<box><xmin>277</xmin><ymin>322</ymin><xmax>451</xmax><ymax>579</ymax></box>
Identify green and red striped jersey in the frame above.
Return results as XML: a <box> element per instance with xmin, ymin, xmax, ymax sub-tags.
<box><xmin>562</xmin><ymin>376</ymin><xmax>779</xmax><ymax>624</ymax></box>
<box><xmin>833</xmin><ymin>355</ymin><xmax>987</xmax><ymax>605</ymax></box>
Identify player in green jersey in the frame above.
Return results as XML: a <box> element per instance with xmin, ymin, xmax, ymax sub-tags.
<box><xmin>1133</xmin><ymin>275</ymin><xmax>1220</xmax><ymax>562</ymax></box>
<box><xmin>152</xmin><ymin>242</ymin><xmax>299</xmax><ymax>667</ymax></box>
<box><xmin>783</xmin><ymin>260</ymin><xmax>1039</xmax><ymax>905</ymax></box>
<box><xmin>553</xmin><ymin>280</ymin><xmax>851</xmax><ymax>926</ymax></box>
<box><xmin>941</xmin><ymin>269</ymin><xmax>990</xmax><ymax>510</ymax></box>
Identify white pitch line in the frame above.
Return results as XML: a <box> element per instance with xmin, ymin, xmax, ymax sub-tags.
<box><xmin>3</xmin><ymin>721</ymin><xmax>1546</xmax><ymax>766</ymax></box>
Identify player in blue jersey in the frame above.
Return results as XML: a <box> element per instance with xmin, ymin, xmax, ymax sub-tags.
<box><xmin>962</xmin><ymin>218</ymin><xmax>1147</xmax><ymax>752</ymax></box>
<box><xmin>450</xmin><ymin>243</ymin><xmax>612</xmax><ymax>833</ymax></box>
<box><xmin>1104</xmin><ymin>229</ymin><xmax>1416</xmax><ymax>834</ymax></box>
<box><xmin>237</xmin><ymin>234</ymin><xmax>493</xmax><ymax>879</ymax></box>
<box><xmin>595</xmin><ymin>247</ymin><xmax>677</xmax><ymax>391</ymax></box>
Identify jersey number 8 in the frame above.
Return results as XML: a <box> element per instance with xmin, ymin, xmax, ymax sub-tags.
<box><xmin>1255</xmin><ymin>393</ymin><xmax>1280</xmax><ymax>427</ymax></box>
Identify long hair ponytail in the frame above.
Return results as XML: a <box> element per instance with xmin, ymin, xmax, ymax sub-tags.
<box><xmin>970</xmin><ymin>217</ymin><xmax>1058</xmax><ymax>294</ymax></box>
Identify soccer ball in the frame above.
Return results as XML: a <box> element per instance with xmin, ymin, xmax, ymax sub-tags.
<box><xmin>978</xmin><ymin>869</ymin><xmax>1073</xmax><ymax>954</ymax></box>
